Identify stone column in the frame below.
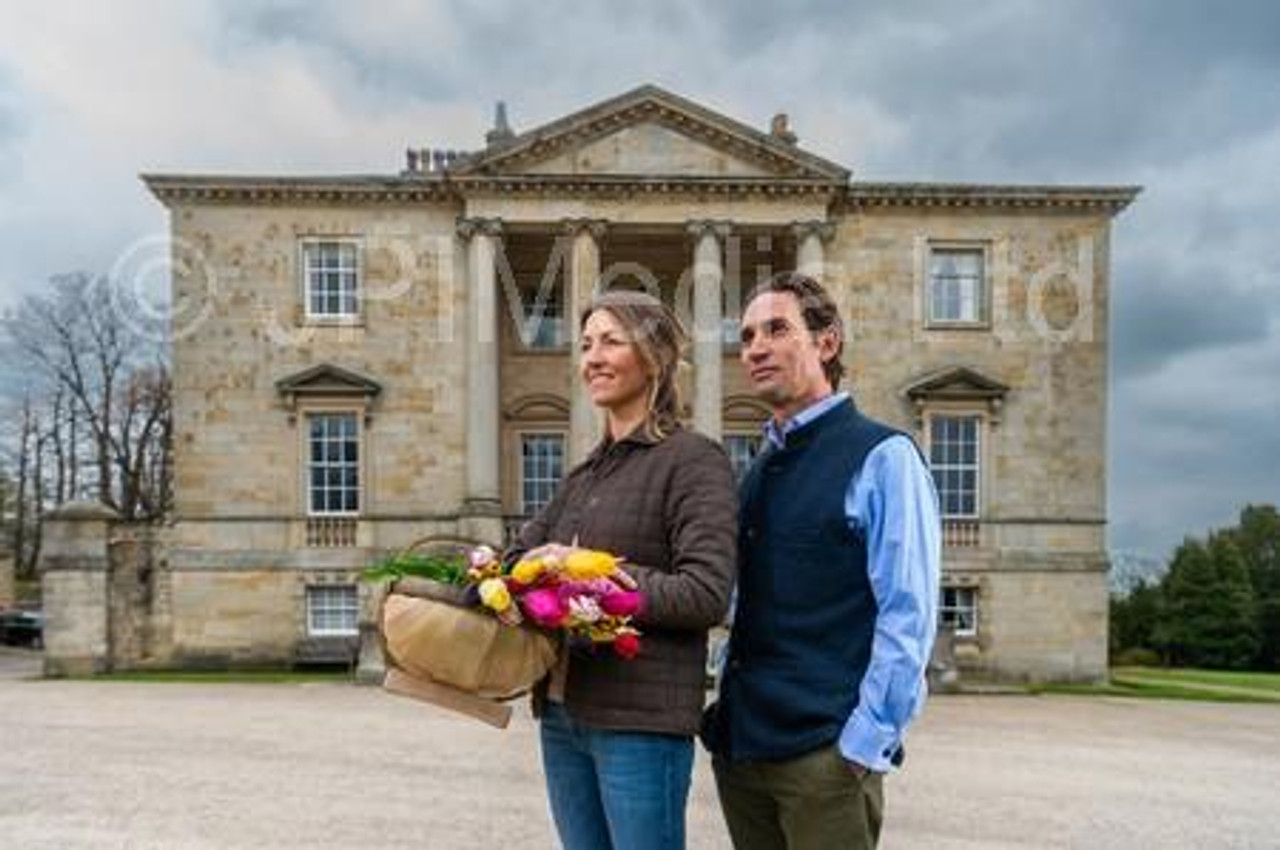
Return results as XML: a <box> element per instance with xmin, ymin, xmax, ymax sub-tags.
<box><xmin>793</xmin><ymin>220</ymin><xmax>836</xmax><ymax>281</ymax></box>
<box><xmin>457</xmin><ymin>217</ymin><xmax>504</xmax><ymax>535</ymax></box>
<box><xmin>564</xmin><ymin>219</ymin><xmax>608</xmax><ymax>465</ymax></box>
<box><xmin>687</xmin><ymin>220</ymin><xmax>731</xmax><ymax>441</ymax></box>
<box><xmin>39</xmin><ymin>501</ymin><xmax>118</xmax><ymax>676</ymax></box>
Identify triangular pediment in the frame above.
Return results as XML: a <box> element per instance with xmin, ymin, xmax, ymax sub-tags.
<box><xmin>903</xmin><ymin>366</ymin><xmax>1008</xmax><ymax>402</ymax></box>
<box><xmin>276</xmin><ymin>364</ymin><xmax>382</xmax><ymax>399</ymax></box>
<box><xmin>457</xmin><ymin>85</ymin><xmax>849</xmax><ymax>182</ymax></box>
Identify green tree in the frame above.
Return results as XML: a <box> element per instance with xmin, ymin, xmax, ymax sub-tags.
<box><xmin>1110</xmin><ymin>579</ymin><xmax>1163</xmax><ymax>660</ymax></box>
<box><xmin>1201</xmin><ymin>533</ymin><xmax>1260</xmax><ymax>669</ymax></box>
<box><xmin>1155</xmin><ymin>535</ymin><xmax>1259</xmax><ymax>669</ymax></box>
<box><xmin>1229</xmin><ymin>505</ymin><xmax>1280</xmax><ymax>669</ymax></box>
<box><xmin>1154</xmin><ymin>539</ymin><xmax>1215</xmax><ymax>666</ymax></box>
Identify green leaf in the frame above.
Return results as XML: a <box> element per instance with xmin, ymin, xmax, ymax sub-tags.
<box><xmin>361</xmin><ymin>552</ymin><xmax>467</xmax><ymax>584</ymax></box>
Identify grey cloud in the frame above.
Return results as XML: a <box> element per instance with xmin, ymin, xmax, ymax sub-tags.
<box><xmin>1111</xmin><ymin>258</ymin><xmax>1275</xmax><ymax>379</ymax></box>
<box><xmin>0</xmin><ymin>79</ymin><xmax>26</xmax><ymax>197</ymax></box>
<box><xmin>1110</xmin><ymin>386</ymin><xmax>1280</xmax><ymax>555</ymax></box>
<box><xmin>214</xmin><ymin>2</ymin><xmax>469</xmax><ymax>106</ymax></box>
<box><xmin>679</xmin><ymin>0</ymin><xmax>1280</xmax><ymax>181</ymax></box>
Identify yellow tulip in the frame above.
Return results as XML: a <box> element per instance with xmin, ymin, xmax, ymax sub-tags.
<box><xmin>564</xmin><ymin>549</ymin><xmax>619</xmax><ymax>580</ymax></box>
<box><xmin>511</xmin><ymin>558</ymin><xmax>546</xmax><ymax>585</ymax></box>
<box><xmin>478</xmin><ymin>577</ymin><xmax>513</xmax><ymax>612</ymax></box>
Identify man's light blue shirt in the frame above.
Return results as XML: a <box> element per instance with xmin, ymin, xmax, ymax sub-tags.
<box><xmin>763</xmin><ymin>392</ymin><xmax>941</xmax><ymax>773</ymax></box>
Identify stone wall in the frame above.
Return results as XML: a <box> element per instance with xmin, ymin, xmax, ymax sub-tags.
<box><xmin>40</xmin><ymin>503</ymin><xmax>116</xmax><ymax>675</ymax></box>
<box><xmin>168</xmin><ymin>202</ymin><xmax>470</xmax><ymax>544</ymax></box>
<box><xmin>40</xmin><ymin>503</ymin><xmax>177</xmax><ymax>674</ymax></box>
<box><xmin>0</xmin><ymin>552</ymin><xmax>13</xmax><ymax>609</ymax></box>
<box><xmin>107</xmin><ymin>526</ymin><xmax>172</xmax><ymax>669</ymax></box>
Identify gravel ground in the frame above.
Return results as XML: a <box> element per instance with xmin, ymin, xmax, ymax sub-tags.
<box><xmin>3</xmin><ymin>648</ymin><xmax>1278</xmax><ymax>849</ymax></box>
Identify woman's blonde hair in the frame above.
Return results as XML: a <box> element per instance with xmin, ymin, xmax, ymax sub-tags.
<box><xmin>580</xmin><ymin>289</ymin><xmax>687</xmax><ymax>440</ymax></box>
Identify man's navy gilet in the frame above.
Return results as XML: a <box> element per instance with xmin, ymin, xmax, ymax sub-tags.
<box><xmin>712</xmin><ymin>398</ymin><xmax>900</xmax><ymax>762</ymax></box>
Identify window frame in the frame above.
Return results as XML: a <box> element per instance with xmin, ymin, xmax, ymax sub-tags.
<box><xmin>300</xmin><ymin>237</ymin><xmax>363</xmax><ymax>323</ymax></box>
<box><xmin>518</xmin><ymin>431</ymin><xmax>567</xmax><ymax>516</ymax></box>
<box><xmin>305</xmin><ymin>584</ymin><xmax>360</xmax><ymax>637</ymax></box>
<box><xmin>723</xmin><ymin>432</ymin><xmax>763</xmax><ymax>483</ymax></box>
<box><xmin>925</xmin><ymin>242</ymin><xmax>991</xmax><ymax>329</ymax></box>
<box><xmin>304</xmin><ymin>410</ymin><xmax>363</xmax><ymax>517</ymax></box>
<box><xmin>927</xmin><ymin>412</ymin><xmax>983</xmax><ymax>520</ymax></box>
<box><xmin>940</xmin><ymin>585</ymin><xmax>978</xmax><ymax>637</ymax></box>
<box><xmin>508</xmin><ymin>269</ymin><xmax>569</xmax><ymax>352</ymax></box>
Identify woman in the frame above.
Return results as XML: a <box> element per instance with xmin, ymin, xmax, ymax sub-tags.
<box><xmin>510</xmin><ymin>289</ymin><xmax>737</xmax><ymax>850</ymax></box>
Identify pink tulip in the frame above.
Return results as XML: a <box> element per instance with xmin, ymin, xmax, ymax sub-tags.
<box><xmin>600</xmin><ymin>591</ymin><xmax>643</xmax><ymax>618</ymax></box>
<box><xmin>521</xmin><ymin>587</ymin><xmax>569</xmax><ymax>628</ymax></box>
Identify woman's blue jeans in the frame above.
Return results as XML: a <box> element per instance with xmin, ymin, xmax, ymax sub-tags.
<box><xmin>540</xmin><ymin>703</ymin><xmax>695</xmax><ymax>850</ymax></box>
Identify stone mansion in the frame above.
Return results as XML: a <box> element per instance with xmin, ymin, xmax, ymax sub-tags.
<box><xmin>136</xmin><ymin>85</ymin><xmax>1137</xmax><ymax>681</ymax></box>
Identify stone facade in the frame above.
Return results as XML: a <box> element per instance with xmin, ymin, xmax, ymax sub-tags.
<box><xmin>78</xmin><ymin>85</ymin><xmax>1137</xmax><ymax>682</ymax></box>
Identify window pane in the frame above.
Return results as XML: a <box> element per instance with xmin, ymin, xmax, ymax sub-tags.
<box><xmin>519</xmin><ymin>278</ymin><xmax>567</xmax><ymax>349</ymax></box>
<box><xmin>724</xmin><ymin>434</ymin><xmax>762</xmax><ymax>483</ymax></box>
<box><xmin>939</xmin><ymin>586</ymin><xmax>978</xmax><ymax>635</ymax></box>
<box><xmin>307</xmin><ymin>585</ymin><xmax>359</xmax><ymax>636</ymax></box>
<box><xmin>929</xmin><ymin>248</ymin><xmax>985</xmax><ymax>323</ymax></box>
<box><xmin>308</xmin><ymin>413</ymin><xmax>359</xmax><ymax>515</ymax></box>
<box><xmin>521</xmin><ymin>434</ymin><xmax>565</xmax><ymax>514</ymax></box>
<box><xmin>930</xmin><ymin>415</ymin><xmax>980</xmax><ymax>519</ymax></box>
<box><xmin>305</xmin><ymin>241</ymin><xmax>360</xmax><ymax>317</ymax></box>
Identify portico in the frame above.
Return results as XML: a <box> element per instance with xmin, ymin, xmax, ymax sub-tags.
<box><xmin>452</xmin><ymin>214</ymin><xmax>833</xmax><ymax>542</ymax></box>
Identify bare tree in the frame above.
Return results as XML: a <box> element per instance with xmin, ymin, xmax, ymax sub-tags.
<box><xmin>1</xmin><ymin>271</ymin><xmax>172</xmax><ymax>525</ymax></box>
<box><xmin>10</xmin><ymin>394</ymin><xmax>37</xmax><ymax>576</ymax></box>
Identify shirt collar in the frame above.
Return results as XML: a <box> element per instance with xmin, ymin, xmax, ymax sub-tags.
<box><xmin>586</xmin><ymin>421</ymin><xmax>669</xmax><ymax>462</ymax></box>
<box><xmin>763</xmin><ymin>391</ymin><xmax>851</xmax><ymax>450</ymax></box>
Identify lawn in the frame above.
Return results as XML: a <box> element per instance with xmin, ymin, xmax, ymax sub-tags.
<box><xmin>1032</xmin><ymin>666</ymin><xmax>1280</xmax><ymax>703</ymax></box>
<box><xmin>1111</xmin><ymin>666</ymin><xmax>1280</xmax><ymax>694</ymax></box>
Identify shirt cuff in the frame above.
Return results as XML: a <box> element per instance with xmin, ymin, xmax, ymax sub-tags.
<box><xmin>838</xmin><ymin>709</ymin><xmax>901</xmax><ymax>773</ymax></box>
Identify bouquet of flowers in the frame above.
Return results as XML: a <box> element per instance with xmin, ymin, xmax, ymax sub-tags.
<box><xmin>470</xmin><ymin>545</ymin><xmax>643</xmax><ymax>660</ymax></box>
<box><xmin>364</xmin><ymin>540</ymin><xmax>643</xmax><ymax>728</ymax></box>
<box><xmin>365</xmin><ymin>543</ymin><xmax>644</xmax><ymax>660</ymax></box>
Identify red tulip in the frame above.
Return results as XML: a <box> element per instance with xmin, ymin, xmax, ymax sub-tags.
<box><xmin>613</xmin><ymin>632</ymin><xmax>641</xmax><ymax>660</ymax></box>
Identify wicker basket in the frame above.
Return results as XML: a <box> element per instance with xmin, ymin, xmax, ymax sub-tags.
<box><xmin>377</xmin><ymin>537</ymin><xmax>558</xmax><ymax>728</ymax></box>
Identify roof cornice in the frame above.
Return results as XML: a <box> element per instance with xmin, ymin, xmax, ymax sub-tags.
<box><xmin>140</xmin><ymin>172</ymin><xmax>844</xmax><ymax>205</ymax></box>
<box><xmin>844</xmin><ymin>182</ymin><xmax>1141</xmax><ymax>214</ymax></box>
<box><xmin>142</xmin><ymin>174</ymin><xmax>1141</xmax><ymax>214</ymax></box>
<box><xmin>141</xmin><ymin>174</ymin><xmax>454</xmax><ymax>206</ymax></box>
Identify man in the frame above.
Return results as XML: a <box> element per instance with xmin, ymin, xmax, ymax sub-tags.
<box><xmin>704</xmin><ymin>272</ymin><xmax>941</xmax><ymax>849</ymax></box>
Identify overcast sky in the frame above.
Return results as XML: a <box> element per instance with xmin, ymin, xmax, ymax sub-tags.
<box><xmin>1</xmin><ymin>0</ymin><xmax>1277</xmax><ymax>561</ymax></box>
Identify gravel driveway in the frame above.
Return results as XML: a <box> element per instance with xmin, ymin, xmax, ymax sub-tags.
<box><xmin>2</xmin><ymin>649</ymin><xmax>1277</xmax><ymax>849</ymax></box>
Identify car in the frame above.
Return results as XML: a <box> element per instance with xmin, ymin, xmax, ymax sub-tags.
<box><xmin>0</xmin><ymin>609</ymin><xmax>43</xmax><ymax>649</ymax></box>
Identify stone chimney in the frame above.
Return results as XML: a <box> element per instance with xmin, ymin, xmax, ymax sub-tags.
<box><xmin>486</xmin><ymin>100</ymin><xmax>515</xmax><ymax>148</ymax></box>
<box><xmin>770</xmin><ymin>112</ymin><xmax>798</xmax><ymax>145</ymax></box>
